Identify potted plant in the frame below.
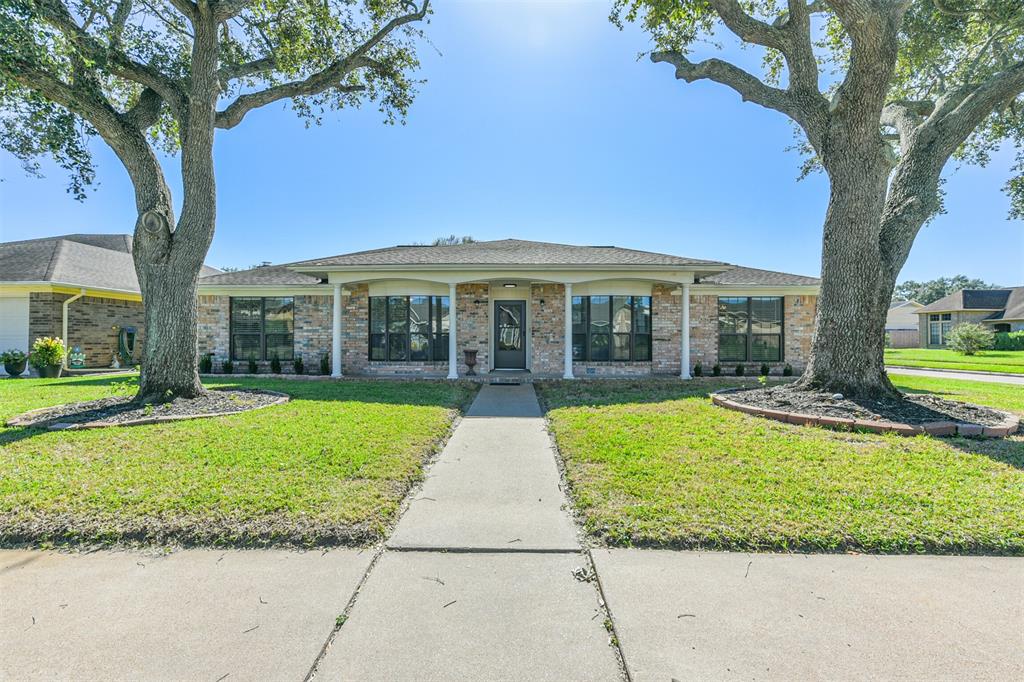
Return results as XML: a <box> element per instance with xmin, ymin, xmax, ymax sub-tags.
<box><xmin>463</xmin><ymin>348</ymin><xmax>478</xmax><ymax>376</ymax></box>
<box><xmin>29</xmin><ymin>337</ymin><xmax>66</xmax><ymax>378</ymax></box>
<box><xmin>2</xmin><ymin>349</ymin><xmax>28</xmax><ymax>378</ymax></box>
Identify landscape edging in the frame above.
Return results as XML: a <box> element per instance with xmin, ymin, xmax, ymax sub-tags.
<box><xmin>6</xmin><ymin>390</ymin><xmax>291</xmax><ymax>431</ymax></box>
<box><xmin>710</xmin><ymin>388</ymin><xmax>1019</xmax><ymax>438</ymax></box>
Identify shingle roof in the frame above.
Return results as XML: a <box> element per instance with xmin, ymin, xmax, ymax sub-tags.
<box><xmin>199</xmin><ymin>264</ymin><xmax>324</xmax><ymax>286</ymax></box>
<box><xmin>0</xmin><ymin>234</ymin><xmax>220</xmax><ymax>293</ymax></box>
<box><xmin>289</xmin><ymin>239</ymin><xmax>727</xmax><ymax>268</ymax></box>
<box><xmin>981</xmin><ymin>287</ymin><xmax>1024</xmax><ymax>321</ymax></box>
<box><xmin>699</xmin><ymin>266</ymin><xmax>820</xmax><ymax>287</ymax></box>
<box><xmin>917</xmin><ymin>288</ymin><xmax>1017</xmax><ymax>314</ymax></box>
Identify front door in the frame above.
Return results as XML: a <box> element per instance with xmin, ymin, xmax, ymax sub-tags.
<box><xmin>493</xmin><ymin>300</ymin><xmax>526</xmax><ymax>370</ymax></box>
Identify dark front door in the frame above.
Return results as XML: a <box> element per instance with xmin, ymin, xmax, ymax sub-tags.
<box><xmin>493</xmin><ymin>300</ymin><xmax>526</xmax><ymax>370</ymax></box>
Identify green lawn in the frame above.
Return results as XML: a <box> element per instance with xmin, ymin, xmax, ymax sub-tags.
<box><xmin>538</xmin><ymin>376</ymin><xmax>1024</xmax><ymax>555</ymax></box>
<box><xmin>885</xmin><ymin>347</ymin><xmax>1024</xmax><ymax>374</ymax></box>
<box><xmin>0</xmin><ymin>374</ymin><xmax>476</xmax><ymax>547</ymax></box>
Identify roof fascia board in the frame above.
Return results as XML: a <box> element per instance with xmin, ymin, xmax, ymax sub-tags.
<box><xmin>322</xmin><ymin>269</ymin><xmax>699</xmax><ymax>286</ymax></box>
<box><xmin>693</xmin><ymin>285</ymin><xmax>820</xmax><ymax>295</ymax></box>
<box><xmin>0</xmin><ymin>281</ymin><xmax>141</xmax><ymax>300</ymax></box>
<box><xmin>197</xmin><ymin>286</ymin><xmax>332</xmax><ymax>296</ymax></box>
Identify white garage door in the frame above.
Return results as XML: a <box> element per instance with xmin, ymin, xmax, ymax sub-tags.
<box><xmin>0</xmin><ymin>295</ymin><xmax>30</xmax><ymax>375</ymax></box>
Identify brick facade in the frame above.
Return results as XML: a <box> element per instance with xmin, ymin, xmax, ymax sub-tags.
<box><xmin>530</xmin><ymin>283</ymin><xmax>564</xmax><ymax>374</ymax></box>
<box><xmin>194</xmin><ymin>286</ymin><xmax>818</xmax><ymax>378</ymax></box>
<box><xmin>29</xmin><ymin>292</ymin><xmax>145</xmax><ymax>368</ymax></box>
<box><xmin>457</xmin><ymin>283</ymin><xmax>490</xmax><ymax>375</ymax></box>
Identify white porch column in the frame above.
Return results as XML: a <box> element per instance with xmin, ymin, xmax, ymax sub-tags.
<box><xmin>447</xmin><ymin>283</ymin><xmax>458</xmax><ymax>379</ymax></box>
<box><xmin>331</xmin><ymin>283</ymin><xmax>342</xmax><ymax>377</ymax></box>
<box><xmin>563</xmin><ymin>282</ymin><xmax>574</xmax><ymax>379</ymax></box>
<box><xmin>680</xmin><ymin>282</ymin><xmax>691</xmax><ymax>379</ymax></box>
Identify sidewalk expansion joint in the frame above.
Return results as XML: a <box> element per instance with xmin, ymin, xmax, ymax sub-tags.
<box><xmin>385</xmin><ymin>545</ymin><xmax>582</xmax><ymax>554</ymax></box>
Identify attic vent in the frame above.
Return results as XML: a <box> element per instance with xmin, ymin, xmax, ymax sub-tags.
<box><xmin>590</xmin><ymin>245</ymin><xmax>616</xmax><ymax>248</ymax></box>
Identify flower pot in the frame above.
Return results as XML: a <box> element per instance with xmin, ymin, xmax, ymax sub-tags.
<box><xmin>3</xmin><ymin>359</ymin><xmax>27</xmax><ymax>377</ymax></box>
<box><xmin>463</xmin><ymin>349</ymin><xmax>478</xmax><ymax>376</ymax></box>
<box><xmin>38</xmin><ymin>364</ymin><xmax>63</xmax><ymax>379</ymax></box>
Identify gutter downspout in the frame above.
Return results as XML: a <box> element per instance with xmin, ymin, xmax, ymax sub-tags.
<box><xmin>62</xmin><ymin>288</ymin><xmax>86</xmax><ymax>369</ymax></box>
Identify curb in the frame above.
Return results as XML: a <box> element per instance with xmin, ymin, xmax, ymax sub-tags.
<box><xmin>710</xmin><ymin>388</ymin><xmax>1019</xmax><ymax>438</ymax></box>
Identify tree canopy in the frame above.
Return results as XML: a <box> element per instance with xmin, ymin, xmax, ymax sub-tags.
<box><xmin>614</xmin><ymin>0</ymin><xmax>1024</xmax><ymax>219</ymax></box>
<box><xmin>0</xmin><ymin>0</ymin><xmax>429</xmax><ymax>200</ymax></box>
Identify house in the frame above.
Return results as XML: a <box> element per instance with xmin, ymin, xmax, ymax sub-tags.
<box><xmin>915</xmin><ymin>287</ymin><xmax>1024</xmax><ymax>347</ymax></box>
<box><xmin>196</xmin><ymin>239</ymin><xmax>820</xmax><ymax>378</ymax></box>
<box><xmin>885</xmin><ymin>299</ymin><xmax>923</xmax><ymax>348</ymax></box>
<box><xmin>0</xmin><ymin>233</ymin><xmax>218</xmax><ymax>372</ymax></box>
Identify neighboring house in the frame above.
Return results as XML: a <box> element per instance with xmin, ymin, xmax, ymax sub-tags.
<box><xmin>886</xmin><ymin>299</ymin><xmax>923</xmax><ymax>348</ymax></box>
<box><xmin>915</xmin><ymin>287</ymin><xmax>1024</xmax><ymax>348</ymax></box>
<box><xmin>196</xmin><ymin>239</ymin><xmax>820</xmax><ymax>378</ymax></box>
<box><xmin>0</xmin><ymin>233</ymin><xmax>218</xmax><ymax>373</ymax></box>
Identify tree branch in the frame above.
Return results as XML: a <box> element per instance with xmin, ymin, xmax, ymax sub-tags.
<box><xmin>651</xmin><ymin>51</ymin><xmax>800</xmax><ymax>120</ymax></box>
<box><xmin>3</xmin><ymin>58</ymin><xmax>170</xmax><ymax>214</ymax></box>
<box><xmin>708</xmin><ymin>0</ymin><xmax>788</xmax><ymax>52</ymax></box>
<box><xmin>218</xmin><ymin>55</ymin><xmax>275</xmax><ymax>82</ymax></box>
<box><xmin>35</xmin><ymin>0</ymin><xmax>187</xmax><ymax>117</ymax></box>
<box><xmin>124</xmin><ymin>87</ymin><xmax>164</xmax><ymax>130</ymax></box>
<box><xmin>214</xmin><ymin>0</ymin><xmax>429</xmax><ymax>129</ymax></box>
<box><xmin>212</xmin><ymin>0</ymin><xmax>253</xmax><ymax>22</ymax></box>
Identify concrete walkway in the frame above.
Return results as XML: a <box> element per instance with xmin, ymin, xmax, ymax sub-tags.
<box><xmin>887</xmin><ymin>365</ymin><xmax>1024</xmax><ymax>384</ymax></box>
<box><xmin>314</xmin><ymin>384</ymin><xmax>619</xmax><ymax>680</ymax></box>
<box><xmin>0</xmin><ymin>548</ymin><xmax>372</xmax><ymax>680</ymax></box>
<box><xmin>594</xmin><ymin>550</ymin><xmax>1024</xmax><ymax>681</ymax></box>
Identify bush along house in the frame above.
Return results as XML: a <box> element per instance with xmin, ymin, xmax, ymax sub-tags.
<box><xmin>195</xmin><ymin>239</ymin><xmax>819</xmax><ymax>379</ymax></box>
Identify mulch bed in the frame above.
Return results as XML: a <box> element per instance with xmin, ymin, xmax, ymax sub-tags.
<box><xmin>715</xmin><ymin>385</ymin><xmax>1019</xmax><ymax>437</ymax></box>
<box><xmin>6</xmin><ymin>388</ymin><xmax>289</xmax><ymax>430</ymax></box>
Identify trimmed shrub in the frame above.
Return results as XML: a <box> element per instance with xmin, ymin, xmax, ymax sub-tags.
<box><xmin>692</xmin><ymin>362</ymin><xmax>703</xmax><ymax>377</ymax></box>
<box><xmin>759</xmin><ymin>363</ymin><xmax>770</xmax><ymax>376</ymax></box>
<box><xmin>247</xmin><ymin>355</ymin><xmax>258</xmax><ymax>374</ymax></box>
<box><xmin>782</xmin><ymin>363</ymin><xmax>794</xmax><ymax>377</ymax></box>
<box><xmin>712</xmin><ymin>363</ymin><xmax>721</xmax><ymax>377</ymax></box>
<box><xmin>222</xmin><ymin>359</ymin><xmax>234</xmax><ymax>374</ymax></box>
<box><xmin>993</xmin><ymin>331</ymin><xmax>1024</xmax><ymax>351</ymax></box>
<box><xmin>735</xmin><ymin>364</ymin><xmax>745</xmax><ymax>376</ymax></box>
<box><xmin>198</xmin><ymin>353</ymin><xmax>213</xmax><ymax>374</ymax></box>
<box><xmin>270</xmin><ymin>353</ymin><xmax>281</xmax><ymax>374</ymax></box>
<box><xmin>293</xmin><ymin>357</ymin><xmax>304</xmax><ymax>375</ymax></box>
<box><xmin>946</xmin><ymin>323</ymin><xmax>995</xmax><ymax>356</ymax></box>
<box><xmin>320</xmin><ymin>353</ymin><xmax>331</xmax><ymax>376</ymax></box>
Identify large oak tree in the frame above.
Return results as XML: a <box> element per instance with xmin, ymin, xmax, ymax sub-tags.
<box><xmin>617</xmin><ymin>0</ymin><xmax>1023</xmax><ymax>397</ymax></box>
<box><xmin>1</xmin><ymin>0</ymin><xmax>430</xmax><ymax>401</ymax></box>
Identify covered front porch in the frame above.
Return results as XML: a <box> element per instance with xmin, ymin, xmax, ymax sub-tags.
<box><xmin>324</xmin><ymin>272</ymin><xmax>698</xmax><ymax>380</ymax></box>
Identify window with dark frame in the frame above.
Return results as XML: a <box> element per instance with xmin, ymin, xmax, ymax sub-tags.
<box><xmin>369</xmin><ymin>296</ymin><xmax>450</xmax><ymax>362</ymax></box>
<box><xmin>571</xmin><ymin>295</ymin><xmax>652</xmax><ymax>362</ymax></box>
<box><xmin>928</xmin><ymin>313</ymin><xmax>953</xmax><ymax>345</ymax></box>
<box><xmin>230</xmin><ymin>297</ymin><xmax>295</xmax><ymax>361</ymax></box>
<box><xmin>717</xmin><ymin>296</ymin><xmax>783</xmax><ymax>362</ymax></box>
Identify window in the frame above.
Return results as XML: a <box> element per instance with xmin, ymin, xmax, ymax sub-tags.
<box><xmin>928</xmin><ymin>313</ymin><xmax>953</xmax><ymax>345</ymax></box>
<box><xmin>369</xmin><ymin>296</ymin><xmax>450</xmax><ymax>362</ymax></box>
<box><xmin>717</xmin><ymin>297</ymin><xmax>783</xmax><ymax>362</ymax></box>
<box><xmin>230</xmin><ymin>297</ymin><xmax>294</xmax><ymax>361</ymax></box>
<box><xmin>571</xmin><ymin>295</ymin><xmax>652</xmax><ymax>362</ymax></box>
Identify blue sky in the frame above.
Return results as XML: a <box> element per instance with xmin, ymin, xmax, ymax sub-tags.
<box><xmin>1</xmin><ymin>0</ymin><xmax>1021</xmax><ymax>285</ymax></box>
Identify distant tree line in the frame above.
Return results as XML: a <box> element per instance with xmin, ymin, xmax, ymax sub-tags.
<box><xmin>893</xmin><ymin>276</ymin><xmax>1002</xmax><ymax>306</ymax></box>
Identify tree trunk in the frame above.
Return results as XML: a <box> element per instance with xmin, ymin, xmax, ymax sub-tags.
<box><xmin>794</xmin><ymin>153</ymin><xmax>901</xmax><ymax>399</ymax></box>
<box><xmin>136</xmin><ymin>263</ymin><xmax>205</xmax><ymax>401</ymax></box>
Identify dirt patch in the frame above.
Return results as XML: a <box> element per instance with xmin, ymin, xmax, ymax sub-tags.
<box><xmin>726</xmin><ymin>385</ymin><xmax>1009</xmax><ymax>427</ymax></box>
<box><xmin>6</xmin><ymin>388</ymin><xmax>288</xmax><ymax>430</ymax></box>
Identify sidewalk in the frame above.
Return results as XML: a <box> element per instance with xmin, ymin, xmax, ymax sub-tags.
<box><xmin>313</xmin><ymin>384</ymin><xmax>620</xmax><ymax>680</ymax></box>
<box><xmin>887</xmin><ymin>365</ymin><xmax>1024</xmax><ymax>384</ymax></box>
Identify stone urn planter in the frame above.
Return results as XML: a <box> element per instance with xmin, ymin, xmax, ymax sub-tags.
<box><xmin>463</xmin><ymin>349</ymin><xmax>478</xmax><ymax>376</ymax></box>
<box><xmin>38</xmin><ymin>364</ymin><xmax>63</xmax><ymax>379</ymax></box>
<box><xmin>3</xmin><ymin>358</ymin><xmax>27</xmax><ymax>378</ymax></box>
